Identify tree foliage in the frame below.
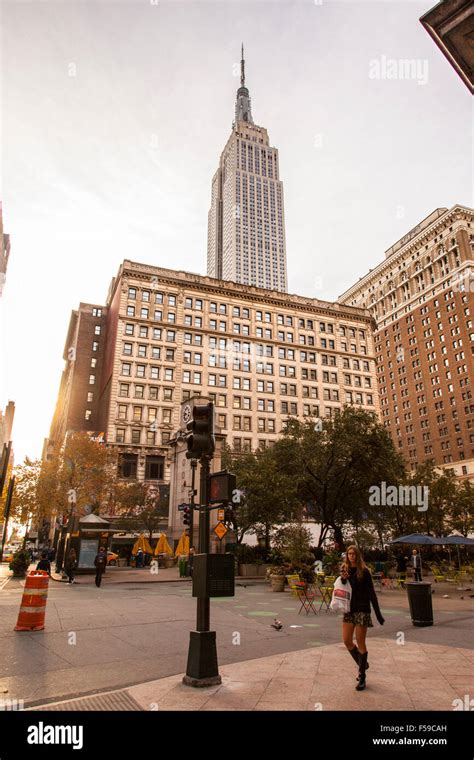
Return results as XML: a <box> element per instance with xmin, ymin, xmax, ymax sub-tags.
<box><xmin>222</xmin><ymin>444</ymin><xmax>300</xmax><ymax>546</ymax></box>
<box><xmin>272</xmin><ymin>407</ymin><xmax>405</xmax><ymax>548</ymax></box>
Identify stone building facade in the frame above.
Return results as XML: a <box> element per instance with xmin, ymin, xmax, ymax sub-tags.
<box><xmin>48</xmin><ymin>259</ymin><xmax>379</xmax><ymax>499</ymax></box>
<box><xmin>339</xmin><ymin>204</ymin><xmax>474</xmax><ymax>481</ymax></box>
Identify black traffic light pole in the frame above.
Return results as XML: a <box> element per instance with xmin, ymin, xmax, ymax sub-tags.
<box><xmin>182</xmin><ymin>402</ymin><xmax>221</xmax><ymax>687</ymax></box>
<box><xmin>189</xmin><ymin>458</ymin><xmax>197</xmax><ymax>554</ymax></box>
<box><xmin>196</xmin><ymin>454</ymin><xmax>211</xmax><ymax>631</ymax></box>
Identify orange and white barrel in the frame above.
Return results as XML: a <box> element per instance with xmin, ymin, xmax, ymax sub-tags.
<box><xmin>14</xmin><ymin>570</ymin><xmax>49</xmax><ymax>631</ymax></box>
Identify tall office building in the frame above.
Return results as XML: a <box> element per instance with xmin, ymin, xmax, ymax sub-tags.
<box><xmin>339</xmin><ymin>204</ymin><xmax>474</xmax><ymax>482</ymax></box>
<box><xmin>207</xmin><ymin>47</ymin><xmax>288</xmax><ymax>292</ymax></box>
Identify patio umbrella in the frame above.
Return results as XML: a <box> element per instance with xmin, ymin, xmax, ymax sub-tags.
<box><xmin>438</xmin><ymin>535</ymin><xmax>474</xmax><ymax>545</ymax></box>
<box><xmin>390</xmin><ymin>533</ymin><xmax>437</xmax><ymax>545</ymax></box>
<box><xmin>438</xmin><ymin>535</ymin><xmax>474</xmax><ymax>569</ymax></box>
<box><xmin>154</xmin><ymin>533</ymin><xmax>173</xmax><ymax>556</ymax></box>
<box><xmin>174</xmin><ymin>532</ymin><xmax>190</xmax><ymax>558</ymax></box>
<box><xmin>132</xmin><ymin>534</ymin><xmax>153</xmax><ymax>555</ymax></box>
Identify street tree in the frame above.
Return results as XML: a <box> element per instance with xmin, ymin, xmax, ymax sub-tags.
<box><xmin>112</xmin><ymin>480</ymin><xmax>168</xmax><ymax>543</ymax></box>
<box><xmin>447</xmin><ymin>480</ymin><xmax>474</xmax><ymax>537</ymax></box>
<box><xmin>272</xmin><ymin>407</ymin><xmax>405</xmax><ymax>549</ymax></box>
<box><xmin>222</xmin><ymin>444</ymin><xmax>300</xmax><ymax>548</ymax></box>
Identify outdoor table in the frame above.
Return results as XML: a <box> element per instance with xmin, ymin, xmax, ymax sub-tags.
<box><xmin>318</xmin><ymin>585</ymin><xmax>333</xmax><ymax>612</ymax></box>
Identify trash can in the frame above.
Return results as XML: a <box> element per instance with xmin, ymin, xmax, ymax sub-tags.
<box><xmin>178</xmin><ymin>556</ymin><xmax>187</xmax><ymax>578</ymax></box>
<box><xmin>406</xmin><ymin>582</ymin><xmax>433</xmax><ymax>627</ymax></box>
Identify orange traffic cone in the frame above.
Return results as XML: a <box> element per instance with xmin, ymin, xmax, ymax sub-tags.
<box><xmin>14</xmin><ymin>570</ymin><xmax>49</xmax><ymax>631</ymax></box>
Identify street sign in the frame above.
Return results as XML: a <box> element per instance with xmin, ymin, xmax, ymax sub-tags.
<box><xmin>217</xmin><ymin>508</ymin><xmax>225</xmax><ymax>521</ymax></box>
<box><xmin>214</xmin><ymin>522</ymin><xmax>227</xmax><ymax>540</ymax></box>
<box><xmin>178</xmin><ymin>503</ymin><xmax>189</xmax><ymax>512</ymax></box>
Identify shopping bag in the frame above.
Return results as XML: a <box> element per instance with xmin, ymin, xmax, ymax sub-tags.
<box><xmin>330</xmin><ymin>576</ymin><xmax>351</xmax><ymax>614</ymax></box>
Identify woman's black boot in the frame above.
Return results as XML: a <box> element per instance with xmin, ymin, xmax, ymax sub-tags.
<box><xmin>348</xmin><ymin>646</ymin><xmax>360</xmax><ymax>667</ymax></box>
<box><xmin>356</xmin><ymin>651</ymin><xmax>368</xmax><ymax>691</ymax></box>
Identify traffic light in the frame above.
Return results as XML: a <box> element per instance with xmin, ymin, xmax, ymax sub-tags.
<box><xmin>183</xmin><ymin>506</ymin><xmax>191</xmax><ymax>526</ymax></box>
<box><xmin>186</xmin><ymin>403</ymin><xmax>215</xmax><ymax>459</ymax></box>
<box><xmin>209</xmin><ymin>471</ymin><xmax>237</xmax><ymax>503</ymax></box>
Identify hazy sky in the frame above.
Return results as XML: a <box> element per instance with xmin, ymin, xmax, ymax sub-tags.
<box><xmin>1</xmin><ymin>0</ymin><xmax>472</xmax><ymax>464</ymax></box>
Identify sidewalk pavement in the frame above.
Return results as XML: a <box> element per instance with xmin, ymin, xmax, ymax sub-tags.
<box><xmin>1</xmin><ymin>564</ymin><xmax>266</xmax><ymax>586</ymax></box>
<box><xmin>30</xmin><ymin>637</ymin><xmax>474</xmax><ymax>711</ymax></box>
<box><xmin>63</xmin><ymin>566</ymin><xmax>189</xmax><ymax>584</ymax></box>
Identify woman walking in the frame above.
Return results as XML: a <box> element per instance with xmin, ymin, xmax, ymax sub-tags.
<box><xmin>341</xmin><ymin>545</ymin><xmax>385</xmax><ymax>691</ymax></box>
<box><xmin>65</xmin><ymin>548</ymin><xmax>78</xmax><ymax>584</ymax></box>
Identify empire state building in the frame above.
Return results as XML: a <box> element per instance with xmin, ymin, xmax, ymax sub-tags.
<box><xmin>207</xmin><ymin>47</ymin><xmax>288</xmax><ymax>293</ymax></box>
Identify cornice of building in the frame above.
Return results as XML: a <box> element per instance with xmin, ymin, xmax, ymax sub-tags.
<box><xmin>118</xmin><ymin>259</ymin><xmax>375</xmax><ymax>326</ymax></box>
<box><xmin>338</xmin><ymin>204</ymin><xmax>473</xmax><ymax>303</ymax></box>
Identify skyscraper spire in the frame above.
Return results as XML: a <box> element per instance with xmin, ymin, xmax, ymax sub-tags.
<box><xmin>235</xmin><ymin>44</ymin><xmax>253</xmax><ymax>125</ymax></box>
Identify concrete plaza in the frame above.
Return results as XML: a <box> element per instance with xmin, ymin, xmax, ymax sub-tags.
<box><xmin>0</xmin><ymin>564</ymin><xmax>472</xmax><ymax>711</ymax></box>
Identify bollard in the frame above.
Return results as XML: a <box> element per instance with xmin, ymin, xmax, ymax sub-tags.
<box><xmin>14</xmin><ymin>570</ymin><xmax>49</xmax><ymax>631</ymax></box>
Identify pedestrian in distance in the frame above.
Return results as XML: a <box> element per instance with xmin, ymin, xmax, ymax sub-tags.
<box><xmin>396</xmin><ymin>552</ymin><xmax>408</xmax><ymax>573</ymax></box>
<box><xmin>135</xmin><ymin>548</ymin><xmax>144</xmax><ymax>568</ymax></box>
<box><xmin>65</xmin><ymin>548</ymin><xmax>78</xmax><ymax>584</ymax></box>
<box><xmin>94</xmin><ymin>547</ymin><xmax>107</xmax><ymax>587</ymax></box>
<box><xmin>36</xmin><ymin>552</ymin><xmax>51</xmax><ymax>575</ymax></box>
<box><xmin>341</xmin><ymin>545</ymin><xmax>385</xmax><ymax>691</ymax></box>
<box><xmin>48</xmin><ymin>546</ymin><xmax>56</xmax><ymax>563</ymax></box>
<box><xmin>412</xmin><ymin>549</ymin><xmax>422</xmax><ymax>582</ymax></box>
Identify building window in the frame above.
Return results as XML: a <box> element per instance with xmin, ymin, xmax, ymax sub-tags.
<box><xmin>87</xmin><ymin>392</ymin><xmax>94</xmax><ymax>403</ymax></box>
<box><xmin>89</xmin><ymin>374</ymin><xmax>95</xmax><ymax>385</ymax></box>
<box><xmin>131</xmin><ymin>429</ymin><xmax>141</xmax><ymax>444</ymax></box>
<box><xmin>95</xmin><ymin>325</ymin><xmax>101</xmax><ymax>335</ymax></box>
<box><xmin>145</xmin><ymin>455</ymin><xmax>165</xmax><ymax>480</ymax></box>
<box><xmin>116</xmin><ymin>428</ymin><xmax>126</xmax><ymax>443</ymax></box>
<box><xmin>84</xmin><ymin>410</ymin><xmax>92</xmax><ymax>420</ymax></box>
<box><xmin>128</xmin><ymin>288</ymin><xmax>137</xmax><ymax>300</ymax></box>
<box><xmin>118</xmin><ymin>453</ymin><xmax>137</xmax><ymax>478</ymax></box>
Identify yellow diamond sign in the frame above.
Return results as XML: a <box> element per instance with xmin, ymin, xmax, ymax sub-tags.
<box><xmin>214</xmin><ymin>522</ymin><xmax>228</xmax><ymax>540</ymax></box>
